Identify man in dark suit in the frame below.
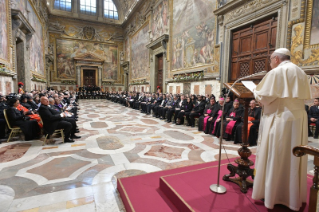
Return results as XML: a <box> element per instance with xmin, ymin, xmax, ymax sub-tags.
<box><xmin>0</xmin><ymin>94</ymin><xmax>8</xmax><ymax>141</ymax></box>
<box><xmin>186</xmin><ymin>95</ymin><xmax>206</xmax><ymax>127</ymax></box>
<box><xmin>38</xmin><ymin>97</ymin><xmax>75</xmax><ymax>143</ymax></box>
<box><xmin>309</xmin><ymin>98</ymin><xmax>319</xmax><ymax>138</ymax></box>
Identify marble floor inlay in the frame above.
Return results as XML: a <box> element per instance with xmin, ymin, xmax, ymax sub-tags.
<box><xmin>0</xmin><ymin>99</ymin><xmax>316</xmax><ymax>212</ymax></box>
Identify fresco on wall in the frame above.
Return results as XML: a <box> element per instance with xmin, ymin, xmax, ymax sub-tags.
<box><xmin>151</xmin><ymin>0</ymin><xmax>169</xmax><ymax>40</ymax></box>
<box><xmin>131</xmin><ymin>24</ymin><xmax>149</xmax><ymax>80</ymax></box>
<box><xmin>125</xmin><ymin>37</ymin><xmax>130</xmax><ymax>61</ymax></box>
<box><xmin>27</xmin><ymin>1</ymin><xmax>45</xmax><ymax>76</ymax></box>
<box><xmin>0</xmin><ymin>0</ymin><xmax>8</xmax><ymax>62</ymax></box>
<box><xmin>56</xmin><ymin>39</ymin><xmax>118</xmax><ymax>80</ymax></box>
<box><xmin>171</xmin><ymin>0</ymin><xmax>216</xmax><ymax>71</ymax></box>
<box><xmin>12</xmin><ymin>0</ymin><xmax>27</xmax><ymax>17</ymax></box>
<box><xmin>311</xmin><ymin>0</ymin><xmax>319</xmax><ymax>45</ymax></box>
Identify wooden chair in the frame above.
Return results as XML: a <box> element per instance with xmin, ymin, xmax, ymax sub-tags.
<box><xmin>3</xmin><ymin>109</ymin><xmax>23</xmax><ymax>143</ymax></box>
<box><xmin>293</xmin><ymin>145</ymin><xmax>319</xmax><ymax>212</ymax></box>
<box><xmin>39</xmin><ymin>116</ymin><xmax>64</xmax><ymax>146</ymax></box>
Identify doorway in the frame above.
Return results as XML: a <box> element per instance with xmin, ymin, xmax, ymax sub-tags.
<box><xmin>83</xmin><ymin>69</ymin><xmax>96</xmax><ymax>86</ymax></box>
<box><xmin>156</xmin><ymin>54</ymin><xmax>163</xmax><ymax>90</ymax></box>
<box><xmin>230</xmin><ymin>15</ymin><xmax>278</xmax><ymax>81</ymax></box>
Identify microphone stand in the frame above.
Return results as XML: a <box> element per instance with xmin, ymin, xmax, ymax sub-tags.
<box><xmin>210</xmin><ymin>71</ymin><xmax>266</xmax><ymax>194</ymax></box>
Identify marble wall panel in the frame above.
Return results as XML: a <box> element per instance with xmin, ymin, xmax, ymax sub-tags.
<box><xmin>176</xmin><ymin>86</ymin><xmax>180</xmax><ymax>94</ymax></box>
<box><xmin>5</xmin><ymin>81</ymin><xmax>12</xmax><ymax>94</ymax></box>
<box><xmin>194</xmin><ymin>85</ymin><xmax>200</xmax><ymax>95</ymax></box>
<box><xmin>205</xmin><ymin>84</ymin><xmax>212</xmax><ymax>95</ymax></box>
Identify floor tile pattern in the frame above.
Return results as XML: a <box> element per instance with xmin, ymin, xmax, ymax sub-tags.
<box><xmin>0</xmin><ymin>99</ymin><xmax>316</xmax><ymax>212</ymax></box>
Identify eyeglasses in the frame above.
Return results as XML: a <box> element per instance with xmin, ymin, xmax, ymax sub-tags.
<box><xmin>269</xmin><ymin>56</ymin><xmax>277</xmax><ymax>63</ymax></box>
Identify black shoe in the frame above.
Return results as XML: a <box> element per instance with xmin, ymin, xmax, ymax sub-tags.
<box><xmin>167</xmin><ymin>121</ymin><xmax>171</xmax><ymax>123</ymax></box>
<box><xmin>71</xmin><ymin>135</ymin><xmax>81</xmax><ymax>139</ymax></box>
<box><xmin>191</xmin><ymin>125</ymin><xmax>195</xmax><ymax>128</ymax></box>
<box><xmin>64</xmin><ymin>139</ymin><xmax>75</xmax><ymax>143</ymax></box>
<box><xmin>314</xmin><ymin>135</ymin><xmax>318</xmax><ymax>139</ymax></box>
<box><xmin>75</xmin><ymin>130</ymin><xmax>80</xmax><ymax>133</ymax></box>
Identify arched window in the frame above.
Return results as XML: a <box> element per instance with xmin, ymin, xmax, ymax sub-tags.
<box><xmin>80</xmin><ymin>0</ymin><xmax>97</xmax><ymax>15</ymax></box>
<box><xmin>104</xmin><ymin>0</ymin><xmax>119</xmax><ymax>20</ymax></box>
<box><xmin>54</xmin><ymin>0</ymin><xmax>72</xmax><ymax>11</ymax></box>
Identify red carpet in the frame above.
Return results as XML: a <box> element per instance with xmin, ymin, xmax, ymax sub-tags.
<box><xmin>117</xmin><ymin>157</ymin><xmax>311</xmax><ymax>212</ymax></box>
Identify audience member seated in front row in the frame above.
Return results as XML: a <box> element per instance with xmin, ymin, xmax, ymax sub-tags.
<box><xmin>176</xmin><ymin>97</ymin><xmax>193</xmax><ymax>125</ymax></box>
<box><xmin>17</xmin><ymin>95</ymin><xmax>43</xmax><ymax>128</ymax></box>
<box><xmin>234</xmin><ymin>100</ymin><xmax>261</xmax><ymax>146</ymax></box>
<box><xmin>6</xmin><ymin>97</ymin><xmax>40</xmax><ymax>141</ymax></box>
<box><xmin>0</xmin><ymin>94</ymin><xmax>8</xmax><ymax>141</ymax></box>
<box><xmin>38</xmin><ymin>97</ymin><xmax>77</xmax><ymax>143</ymax></box>
<box><xmin>168</xmin><ymin>94</ymin><xmax>183</xmax><ymax>124</ymax></box>
<box><xmin>198</xmin><ymin>97</ymin><xmax>217</xmax><ymax>132</ymax></box>
<box><xmin>309</xmin><ymin>98</ymin><xmax>319</xmax><ymax>138</ymax></box>
<box><xmin>219</xmin><ymin>99</ymin><xmax>244</xmax><ymax>141</ymax></box>
<box><xmin>186</xmin><ymin>95</ymin><xmax>206</xmax><ymax>127</ymax></box>
<box><xmin>49</xmin><ymin>98</ymin><xmax>80</xmax><ymax>136</ymax></box>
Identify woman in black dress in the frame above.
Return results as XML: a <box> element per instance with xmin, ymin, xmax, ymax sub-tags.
<box><xmin>6</xmin><ymin>97</ymin><xmax>40</xmax><ymax>141</ymax></box>
<box><xmin>176</xmin><ymin>97</ymin><xmax>193</xmax><ymax>125</ymax></box>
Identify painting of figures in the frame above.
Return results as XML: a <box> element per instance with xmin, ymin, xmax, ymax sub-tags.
<box><xmin>12</xmin><ymin>0</ymin><xmax>27</xmax><ymax>17</ymax></box>
<box><xmin>27</xmin><ymin>1</ymin><xmax>45</xmax><ymax>76</ymax></box>
<box><xmin>131</xmin><ymin>24</ymin><xmax>149</xmax><ymax>80</ymax></box>
<box><xmin>125</xmin><ymin>37</ymin><xmax>130</xmax><ymax>61</ymax></box>
<box><xmin>310</xmin><ymin>0</ymin><xmax>319</xmax><ymax>45</ymax></box>
<box><xmin>0</xmin><ymin>0</ymin><xmax>9</xmax><ymax>62</ymax></box>
<box><xmin>56</xmin><ymin>39</ymin><xmax>118</xmax><ymax>80</ymax></box>
<box><xmin>171</xmin><ymin>0</ymin><xmax>216</xmax><ymax>71</ymax></box>
<box><xmin>151</xmin><ymin>0</ymin><xmax>169</xmax><ymax>40</ymax></box>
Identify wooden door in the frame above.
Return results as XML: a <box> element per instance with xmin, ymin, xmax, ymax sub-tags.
<box><xmin>83</xmin><ymin>70</ymin><xmax>96</xmax><ymax>86</ymax></box>
<box><xmin>157</xmin><ymin>55</ymin><xmax>163</xmax><ymax>89</ymax></box>
<box><xmin>230</xmin><ymin>16</ymin><xmax>277</xmax><ymax>81</ymax></box>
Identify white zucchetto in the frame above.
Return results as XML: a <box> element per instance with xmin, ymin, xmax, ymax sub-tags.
<box><xmin>274</xmin><ymin>48</ymin><xmax>291</xmax><ymax>56</ymax></box>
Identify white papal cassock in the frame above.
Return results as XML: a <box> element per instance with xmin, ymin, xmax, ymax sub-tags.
<box><xmin>252</xmin><ymin>60</ymin><xmax>311</xmax><ymax>210</ymax></box>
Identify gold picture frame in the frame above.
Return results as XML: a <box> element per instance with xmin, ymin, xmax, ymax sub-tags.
<box><xmin>0</xmin><ymin>0</ymin><xmax>12</xmax><ymax>67</ymax></box>
<box><xmin>305</xmin><ymin>0</ymin><xmax>319</xmax><ymax>49</ymax></box>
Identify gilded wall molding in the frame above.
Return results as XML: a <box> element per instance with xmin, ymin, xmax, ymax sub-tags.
<box><xmin>0</xmin><ymin>0</ymin><xmax>12</xmax><ymax>69</ymax></box>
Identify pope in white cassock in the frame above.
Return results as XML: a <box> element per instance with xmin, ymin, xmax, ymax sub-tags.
<box><xmin>252</xmin><ymin>48</ymin><xmax>311</xmax><ymax>211</ymax></box>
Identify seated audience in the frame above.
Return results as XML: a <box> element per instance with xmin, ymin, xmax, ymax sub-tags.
<box><xmin>6</xmin><ymin>97</ymin><xmax>40</xmax><ymax>141</ymax></box>
<box><xmin>38</xmin><ymin>97</ymin><xmax>77</xmax><ymax>143</ymax></box>
<box><xmin>198</xmin><ymin>97</ymin><xmax>217</xmax><ymax>132</ymax></box>
<box><xmin>176</xmin><ymin>97</ymin><xmax>193</xmax><ymax>125</ymax></box>
<box><xmin>234</xmin><ymin>100</ymin><xmax>261</xmax><ymax>146</ymax></box>
<box><xmin>217</xmin><ymin>99</ymin><xmax>244</xmax><ymax>140</ymax></box>
<box><xmin>309</xmin><ymin>98</ymin><xmax>319</xmax><ymax>138</ymax></box>
<box><xmin>212</xmin><ymin>98</ymin><xmax>226</xmax><ymax>137</ymax></box>
<box><xmin>0</xmin><ymin>94</ymin><xmax>8</xmax><ymax>141</ymax></box>
<box><xmin>167</xmin><ymin>95</ymin><xmax>181</xmax><ymax>123</ymax></box>
<box><xmin>186</xmin><ymin>95</ymin><xmax>206</xmax><ymax>127</ymax></box>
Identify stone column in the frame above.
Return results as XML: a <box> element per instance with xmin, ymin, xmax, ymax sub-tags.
<box><xmin>76</xmin><ymin>66</ymin><xmax>81</xmax><ymax>86</ymax></box>
<box><xmin>98</xmin><ymin>66</ymin><xmax>102</xmax><ymax>87</ymax></box>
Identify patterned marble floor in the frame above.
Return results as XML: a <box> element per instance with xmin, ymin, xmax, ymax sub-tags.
<box><xmin>0</xmin><ymin>99</ymin><xmax>316</xmax><ymax>212</ymax></box>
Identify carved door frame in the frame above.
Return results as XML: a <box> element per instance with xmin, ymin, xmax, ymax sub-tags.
<box><xmin>218</xmin><ymin>0</ymin><xmax>289</xmax><ymax>85</ymax></box>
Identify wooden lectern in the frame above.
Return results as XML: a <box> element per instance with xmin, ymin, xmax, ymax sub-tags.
<box><xmin>222</xmin><ymin>82</ymin><xmax>257</xmax><ymax>193</ymax></box>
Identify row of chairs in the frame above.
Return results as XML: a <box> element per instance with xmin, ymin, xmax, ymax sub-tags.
<box><xmin>3</xmin><ymin>109</ymin><xmax>64</xmax><ymax>145</ymax></box>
